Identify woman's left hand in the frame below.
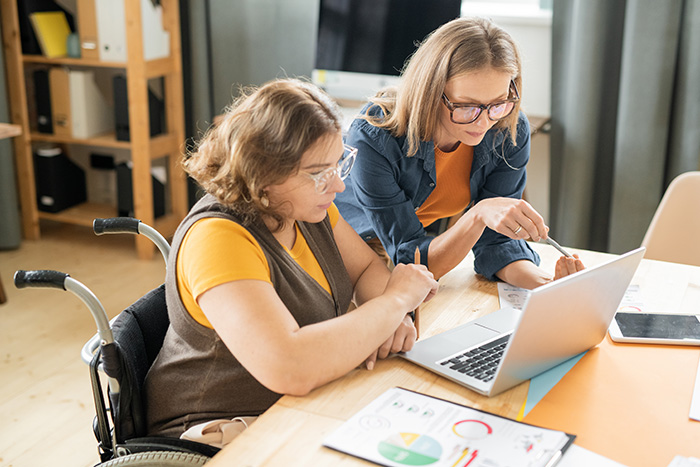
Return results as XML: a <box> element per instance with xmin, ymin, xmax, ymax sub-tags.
<box><xmin>553</xmin><ymin>254</ymin><xmax>585</xmax><ymax>280</ymax></box>
<box><xmin>364</xmin><ymin>314</ymin><xmax>417</xmax><ymax>370</ymax></box>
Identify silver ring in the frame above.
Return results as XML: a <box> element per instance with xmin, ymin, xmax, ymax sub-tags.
<box><xmin>513</xmin><ymin>225</ymin><xmax>522</xmax><ymax>235</ymax></box>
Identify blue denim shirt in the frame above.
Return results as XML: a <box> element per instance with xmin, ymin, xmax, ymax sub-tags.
<box><xmin>335</xmin><ymin>105</ymin><xmax>540</xmax><ymax>281</ymax></box>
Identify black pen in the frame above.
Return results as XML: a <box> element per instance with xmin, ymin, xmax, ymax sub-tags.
<box><xmin>545</xmin><ymin>236</ymin><xmax>573</xmax><ymax>258</ymax></box>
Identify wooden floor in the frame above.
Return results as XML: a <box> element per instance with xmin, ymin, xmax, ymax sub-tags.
<box><xmin>0</xmin><ymin>221</ymin><xmax>167</xmax><ymax>467</ymax></box>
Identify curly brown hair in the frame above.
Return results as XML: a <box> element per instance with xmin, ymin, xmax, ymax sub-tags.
<box><xmin>185</xmin><ymin>79</ymin><xmax>343</xmax><ymax>230</ymax></box>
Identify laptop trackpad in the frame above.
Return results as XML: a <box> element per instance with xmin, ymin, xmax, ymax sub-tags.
<box><xmin>474</xmin><ymin>307</ymin><xmax>521</xmax><ymax>334</ymax></box>
<box><xmin>442</xmin><ymin>324</ymin><xmax>500</xmax><ymax>348</ymax></box>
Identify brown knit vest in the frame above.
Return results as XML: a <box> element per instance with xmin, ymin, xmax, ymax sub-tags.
<box><xmin>145</xmin><ymin>194</ymin><xmax>353</xmax><ymax>437</ymax></box>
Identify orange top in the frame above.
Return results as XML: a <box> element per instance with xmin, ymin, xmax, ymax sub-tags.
<box><xmin>177</xmin><ymin>204</ymin><xmax>340</xmax><ymax>328</ymax></box>
<box><xmin>415</xmin><ymin>143</ymin><xmax>473</xmax><ymax>228</ymax></box>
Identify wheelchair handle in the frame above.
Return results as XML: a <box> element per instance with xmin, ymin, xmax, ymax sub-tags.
<box><xmin>93</xmin><ymin>217</ymin><xmax>170</xmax><ymax>264</ymax></box>
<box><xmin>15</xmin><ymin>270</ymin><xmax>115</xmax><ymax>347</ymax></box>
<box><xmin>93</xmin><ymin>217</ymin><xmax>140</xmax><ymax>235</ymax></box>
<box><xmin>14</xmin><ymin>269</ymin><xmax>68</xmax><ymax>290</ymax></box>
<box><xmin>15</xmin><ymin>269</ymin><xmax>121</xmax><ymax>392</ymax></box>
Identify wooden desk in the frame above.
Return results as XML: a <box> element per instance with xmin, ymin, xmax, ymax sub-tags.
<box><xmin>206</xmin><ymin>244</ymin><xmax>700</xmax><ymax>466</ymax></box>
<box><xmin>0</xmin><ymin>123</ymin><xmax>22</xmax><ymax>139</ymax></box>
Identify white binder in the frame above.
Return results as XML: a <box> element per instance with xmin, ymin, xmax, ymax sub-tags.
<box><xmin>94</xmin><ymin>0</ymin><xmax>169</xmax><ymax>62</ymax></box>
<box><xmin>68</xmin><ymin>69</ymin><xmax>114</xmax><ymax>139</ymax></box>
<box><xmin>95</xmin><ymin>0</ymin><xmax>126</xmax><ymax>62</ymax></box>
<box><xmin>141</xmin><ymin>0</ymin><xmax>170</xmax><ymax>60</ymax></box>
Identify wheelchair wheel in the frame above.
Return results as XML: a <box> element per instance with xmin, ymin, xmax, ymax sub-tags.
<box><xmin>98</xmin><ymin>451</ymin><xmax>210</xmax><ymax>466</ymax></box>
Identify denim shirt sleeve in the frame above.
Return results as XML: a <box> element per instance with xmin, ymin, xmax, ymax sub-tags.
<box><xmin>343</xmin><ymin>116</ymin><xmax>434</xmax><ymax>267</ymax></box>
<box><xmin>471</xmin><ymin>113</ymin><xmax>541</xmax><ymax>281</ymax></box>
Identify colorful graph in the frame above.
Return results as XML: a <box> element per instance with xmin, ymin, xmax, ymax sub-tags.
<box><xmin>378</xmin><ymin>432</ymin><xmax>442</xmax><ymax>465</ymax></box>
<box><xmin>359</xmin><ymin>414</ymin><xmax>391</xmax><ymax>430</ymax></box>
<box><xmin>452</xmin><ymin>420</ymin><xmax>492</xmax><ymax>439</ymax></box>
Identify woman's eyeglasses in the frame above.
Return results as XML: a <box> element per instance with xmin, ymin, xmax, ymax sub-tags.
<box><xmin>441</xmin><ymin>80</ymin><xmax>520</xmax><ymax>125</ymax></box>
<box><xmin>302</xmin><ymin>144</ymin><xmax>357</xmax><ymax>194</ymax></box>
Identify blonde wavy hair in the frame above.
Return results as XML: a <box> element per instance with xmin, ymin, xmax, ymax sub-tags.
<box><xmin>366</xmin><ymin>16</ymin><xmax>523</xmax><ymax>156</ymax></box>
<box><xmin>185</xmin><ymin>78</ymin><xmax>343</xmax><ymax>230</ymax></box>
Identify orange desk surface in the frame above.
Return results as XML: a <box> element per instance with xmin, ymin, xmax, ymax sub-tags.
<box><xmin>524</xmin><ymin>335</ymin><xmax>700</xmax><ymax>467</ymax></box>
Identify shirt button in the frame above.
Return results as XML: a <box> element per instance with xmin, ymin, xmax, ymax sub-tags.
<box><xmin>429</xmin><ymin>183</ymin><xmax>435</xmax><ymax>187</ymax></box>
<box><xmin>414</xmin><ymin>207</ymin><xmax>419</xmax><ymax>211</ymax></box>
<box><xmin>365</xmin><ymin>236</ymin><xmax>372</xmax><ymax>240</ymax></box>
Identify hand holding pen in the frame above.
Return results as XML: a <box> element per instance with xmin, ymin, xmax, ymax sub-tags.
<box><xmin>363</xmin><ymin>251</ymin><xmax>437</xmax><ymax>370</ymax></box>
<box><xmin>544</xmin><ymin>236</ymin><xmax>572</xmax><ymax>257</ymax></box>
<box><xmin>543</xmin><ymin>235</ymin><xmax>585</xmax><ymax>279</ymax></box>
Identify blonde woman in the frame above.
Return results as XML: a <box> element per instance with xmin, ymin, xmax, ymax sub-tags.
<box><xmin>336</xmin><ymin>16</ymin><xmax>583</xmax><ymax>289</ymax></box>
<box><xmin>144</xmin><ymin>79</ymin><xmax>438</xmax><ymax>447</ymax></box>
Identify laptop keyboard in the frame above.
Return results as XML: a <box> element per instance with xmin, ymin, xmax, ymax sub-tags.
<box><xmin>438</xmin><ymin>334</ymin><xmax>511</xmax><ymax>382</ymax></box>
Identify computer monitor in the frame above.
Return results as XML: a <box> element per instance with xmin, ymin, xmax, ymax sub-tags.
<box><xmin>313</xmin><ymin>0</ymin><xmax>462</xmax><ymax>102</ymax></box>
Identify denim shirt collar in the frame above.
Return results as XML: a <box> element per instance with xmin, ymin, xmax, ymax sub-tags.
<box><xmin>402</xmin><ymin>138</ymin><xmax>437</xmax><ymax>181</ymax></box>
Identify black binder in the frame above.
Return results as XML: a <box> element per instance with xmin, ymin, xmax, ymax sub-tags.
<box><xmin>32</xmin><ymin>69</ymin><xmax>53</xmax><ymax>133</ymax></box>
<box><xmin>116</xmin><ymin>162</ymin><xmax>166</xmax><ymax>218</ymax></box>
<box><xmin>34</xmin><ymin>148</ymin><xmax>87</xmax><ymax>212</ymax></box>
<box><xmin>113</xmin><ymin>75</ymin><xmax>165</xmax><ymax>141</ymax></box>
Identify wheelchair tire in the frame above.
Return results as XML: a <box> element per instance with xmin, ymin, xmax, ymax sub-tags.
<box><xmin>98</xmin><ymin>451</ymin><xmax>210</xmax><ymax>466</ymax></box>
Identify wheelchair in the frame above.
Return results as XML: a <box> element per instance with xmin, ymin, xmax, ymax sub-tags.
<box><xmin>14</xmin><ymin>218</ymin><xmax>219</xmax><ymax>466</ymax></box>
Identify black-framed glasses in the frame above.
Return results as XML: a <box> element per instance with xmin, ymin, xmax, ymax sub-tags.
<box><xmin>441</xmin><ymin>80</ymin><xmax>520</xmax><ymax>124</ymax></box>
<box><xmin>301</xmin><ymin>144</ymin><xmax>357</xmax><ymax>194</ymax></box>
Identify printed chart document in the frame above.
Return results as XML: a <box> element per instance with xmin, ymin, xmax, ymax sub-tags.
<box><xmin>497</xmin><ymin>282</ymin><xmax>528</xmax><ymax>310</ymax></box>
<box><xmin>324</xmin><ymin>387</ymin><xmax>574</xmax><ymax>467</ymax></box>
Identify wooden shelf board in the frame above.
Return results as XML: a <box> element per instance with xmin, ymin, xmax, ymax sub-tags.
<box><xmin>31</xmin><ymin>132</ymin><xmax>183</xmax><ymax>153</ymax></box>
<box><xmin>149</xmin><ymin>134</ymin><xmax>180</xmax><ymax>159</ymax></box>
<box><xmin>153</xmin><ymin>213</ymin><xmax>181</xmax><ymax>238</ymax></box>
<box><xmin>23</xmin><ymin>54</ymin><xmax>176</xmax><ymax>73</ymax></box>
<box><xmin>30</xmin><ymin>132</ymin><xmax>132</xmax><ymax>149</ymax></box>
<box><xmin>37</xmin><ymin>206</ymin><xmax>181</xmax><ymax>248</ymax></box>
<box><xmin>145</xmin><ymin>57</ymin><xmax>176</xmax><ymax>78</ymax></box>
<box><xmin>37</xmin><ymin>203</ymin><xmax>117</xmax><ymax>227</ymax></box>
<box><xmin>22</xmin><ymin>55</ymin><xmax>125</xmax><ymax>68</ymax></box>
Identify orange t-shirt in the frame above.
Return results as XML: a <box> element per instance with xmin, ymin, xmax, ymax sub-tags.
<box><xmin>177</xmin><ymin>204</ymin><xmax>340</xmax><ymax>328</ymax></box>
<box><xmin>415</xmin><ymin>143</ymin><xmax>473</xmax><ymax>228</ymax></box>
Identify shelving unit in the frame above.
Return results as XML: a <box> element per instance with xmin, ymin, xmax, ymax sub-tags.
<box><xmin>0</xmin><ymin>0</ymin><xmax>187</xmax><ymax>259</ymax></box>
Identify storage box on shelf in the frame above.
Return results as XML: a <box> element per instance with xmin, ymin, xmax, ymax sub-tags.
<box><xmin>0</xmin><ymin>0</ymin><xmax>187</xmax><ymax>259</ymax></box>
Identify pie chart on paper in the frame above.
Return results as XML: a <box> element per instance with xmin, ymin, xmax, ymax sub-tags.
<box><xmin>377</xmin><ymin>432</ymin><xmax>442</xmax><ymax>465</ymax></box>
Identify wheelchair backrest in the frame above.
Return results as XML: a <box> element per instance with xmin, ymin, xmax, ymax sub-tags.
<box><xmin>108</xmin><ymin>284</ymin><xmax>169</xmax><ymax>440</ymax></box>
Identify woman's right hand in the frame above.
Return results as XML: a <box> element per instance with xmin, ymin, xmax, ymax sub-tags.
<box><xmin>383</xmin><ymin>262</ymin><xmax>439</xmax><ymax>311</ymax></box>
<box><xmin>473</xmin><ymin>197</ymin><xmax>548</xmax><ymax>242</ymax></box>
<box><xmin>363</xmin><ymin>264</ymin><xmax>437</xmax><ymax>370</ymax></box>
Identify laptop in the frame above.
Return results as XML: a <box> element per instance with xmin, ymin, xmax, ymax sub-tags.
<box><xmin>401</xmin><ymin>247</ymin><xmax>646</xmax><ymax>397</ymax></box>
